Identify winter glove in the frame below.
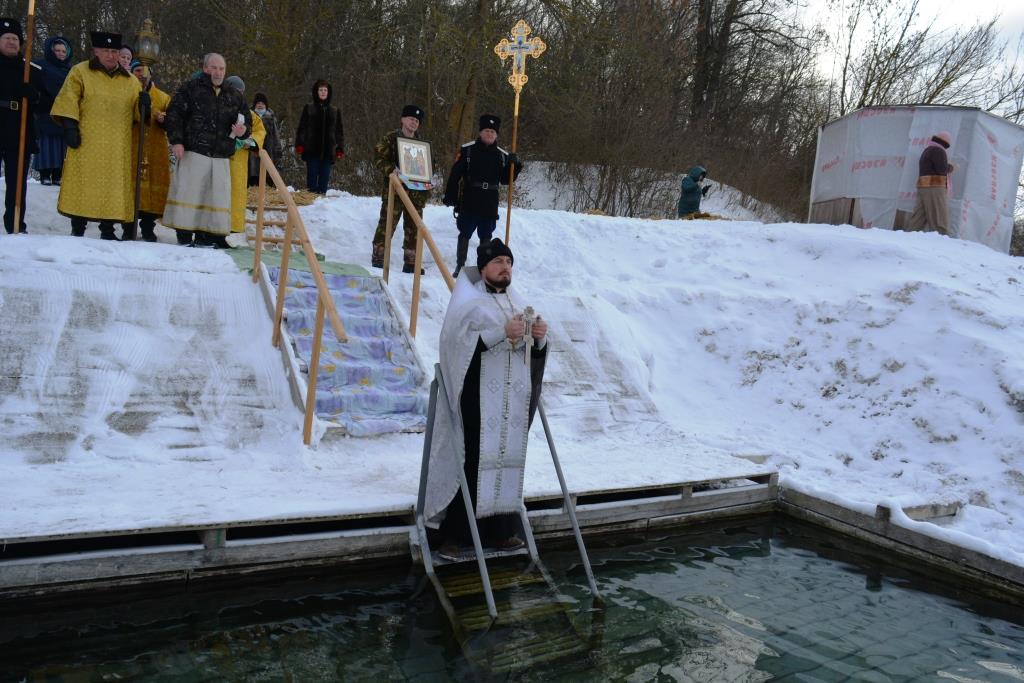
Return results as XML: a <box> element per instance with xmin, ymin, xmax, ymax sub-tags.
<box><xmin>64</xmin><ymin>125</ymin><xmax>81</xmax><ymax>149</ymax></box>
<box><xmin>335</xmin><ymin>148</ymin><xmax>344</xmax><ymax>160</ymax></box>
<box><xmin>701</xmin><ymin>184</ymin><xmax>710</xmax><ymax>196</ymax></box>
<box><xmin>507</xmin><ymin>153</ymin><xmax>521</xmax><ymax>168</ymax></box>
<box><xmin>15</xmin><ymin>81</ymin><xmax>37</xmax><ymax>103</ymax></box>
<box><xmin>294</xmin><ymin>145</ymin><xmax>304</xmax><ymax>156</ymax></box>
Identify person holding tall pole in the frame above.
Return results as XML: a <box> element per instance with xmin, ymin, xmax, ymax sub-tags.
<box><xmin>493</xmin><ymin>20</ymin><xmax>545</xmax><ymax>244</ymax></box>
<box><xmin>1</xmin><ymin>13</ymin><xmax>41</xmax><ymax>235</ymax></box>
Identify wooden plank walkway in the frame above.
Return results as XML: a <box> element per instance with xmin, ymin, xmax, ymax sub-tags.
<box><xmin>0</xmin><ymin>470</ymin><xmax>775</xmax><ymax>598</ymax></box>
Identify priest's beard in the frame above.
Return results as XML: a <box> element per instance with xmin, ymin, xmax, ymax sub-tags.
<box><xmin>484</xmin><ymin>273</ymin><xmax>511</xmax><ymax>290</ymax></box>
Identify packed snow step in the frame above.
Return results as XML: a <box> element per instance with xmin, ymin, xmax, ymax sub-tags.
<box><xmin>267</xmin><ymin>266</ymin><xmax>428</xmax><ymax>436</ymax></box>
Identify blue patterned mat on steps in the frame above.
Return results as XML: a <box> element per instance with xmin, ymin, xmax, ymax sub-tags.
<box><xmin>268</xmin><ymin>267</ymin><xmax>427</xmax><ymax>436</ymax></box>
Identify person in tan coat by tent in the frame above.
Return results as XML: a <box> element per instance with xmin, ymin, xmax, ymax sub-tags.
<box><xmin>909</xmin><ymin>131</ymin><xmax>956</xmax><ymax>236</ymax></box>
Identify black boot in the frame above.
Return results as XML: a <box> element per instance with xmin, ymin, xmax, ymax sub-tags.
<box><xmin>70</xmin><ymin>217</ymin><xmax>87</xmax><ymax>237</ymax></box>
<box><xmin>403</xmin><ymin>248</ymin><xmax>424</xmax><ymax>275</ymax></box>
<box><xmin>176</xmin><ymin>229</ymin><xmax>194</xmax><ymax>246</ymax></box>
<box><xmin>139</xmin><ymin>213</ymin><xmax>157</xmax><ymax>242</ymax></box>
<box><xmin>99</xmin><ymin>222</ymin><xmax>120</xmax><ymax>241</ymax></box>
<box><xmin>371</xmin><ymin>244</ymin><xmax>384</xmax><ymax>269</ymax></box>
<box><xmin>453</xmin><ymin>235</ymin><xmax>470</xmax><ymax>278</ymax></box>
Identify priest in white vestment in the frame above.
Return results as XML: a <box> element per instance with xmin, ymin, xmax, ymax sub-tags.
<box><xmin>424</xmin><ymin>238</ymin><xmax>548</xmax><ymax>560</ymax></box>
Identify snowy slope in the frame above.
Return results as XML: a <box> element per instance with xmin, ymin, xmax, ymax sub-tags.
<box><xmin>2</xmin><ymin>178</ymin><xmax>1023</xmax><ymax>570</ymax></box>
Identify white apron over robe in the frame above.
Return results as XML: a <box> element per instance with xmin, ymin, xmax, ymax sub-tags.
<box><xmin>425</xmin><ymin>266</ymin><xmax>541</xmax><ymax>526</ymax></box>
<box><xmin>161</xmin><ymin>151</ymin><xmax>232</xmax><ymax>235</ymax></box>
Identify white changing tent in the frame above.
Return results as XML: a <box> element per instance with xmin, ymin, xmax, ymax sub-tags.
<box><xmin>808</xmin><ymin>105</ymin><xmax>1024</xmax><ymax>253</ymax></box>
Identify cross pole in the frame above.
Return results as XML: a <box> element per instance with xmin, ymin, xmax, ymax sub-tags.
<box><xmin>494</xmin><ymin>19</ymin><xmax>545</xmax><ymax>244</ymax></box>
<box><xmin>12</xmin><ymin>0</ymin><xmax>37</xmax><ymax>235</ymax></box>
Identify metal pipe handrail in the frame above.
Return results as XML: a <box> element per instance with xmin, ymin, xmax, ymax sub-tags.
<box><xmin>250</xmin><ymin>149</ymin><xmax>348</xmax><ymax>444</ymax></box>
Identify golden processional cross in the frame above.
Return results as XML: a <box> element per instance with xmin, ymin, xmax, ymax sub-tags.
<box><xmin>494</xmin><ymin>20</ymin><xmax>546</xmax><ymax>243</ymax></box>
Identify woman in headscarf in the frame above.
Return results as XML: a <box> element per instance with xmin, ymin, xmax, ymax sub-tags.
<box><xmin>31</xmin><ymin>35</ymin><xmax>72</xmax><ymax>185</ymax></box>
<box><xmin>248</xmin><ymin>92</ymin><xmax>282</xmax><ymax>185</ymax></box>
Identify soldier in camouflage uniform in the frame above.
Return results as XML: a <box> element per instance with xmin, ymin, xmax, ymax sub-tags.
<box><xmin>371</xmin><ymin>104</ymin><xmax>429</xmax><ymax>272</ymax></box>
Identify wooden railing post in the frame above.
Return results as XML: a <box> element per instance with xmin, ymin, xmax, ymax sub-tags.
<box><xmin>410</xmin><ymin>226</ymin><xmax>425</xmax><ymax>337</ymax></box>
<box><xmin>271</xmin><ymin>212</ymin><xmax>294</xmax><ymax>348</ymax></box>
<box><xmin>392</xmin><ymin>178</ymin><xmax>455</xmax><ymax>291</ymax></box>
<box><xmin>252</xmin><ymin>157</ymin><xmax>267</xmax><ymax>283</ymax></box>
<box><xmin>383</xmin><ymin>175</ymin><xmax>397</xmax><ymax>284</ymax></box>
<box><xmin>303</xmin><ymin>297</ymin><xmax>326</xmax><ymax>445</ymax></box>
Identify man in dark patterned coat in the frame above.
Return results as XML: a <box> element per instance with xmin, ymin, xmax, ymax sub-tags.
<box><xmin>162</xmin><ymin>53</ymin><xmax>250</xmax><ymax>247</ymax></box>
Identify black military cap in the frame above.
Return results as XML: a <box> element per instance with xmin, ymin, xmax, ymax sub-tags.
<box><xmin>479</xmin><ymin>114</ymin><xmax>501</xmax><ymax>133</ymax></box>
<box><xmin>0</xmin><ymin>18</ymin><xmax>23</xmax><ymax>41</ymax></box>
<box><xmin>90</xmin><ymin>31</ymin><xmax>122</xmax><ymax>49</ymax></box>
<box><xmin>401</xmin><ymin>104</ymin><xmax>424</xmax><ymax>122</ymax></box>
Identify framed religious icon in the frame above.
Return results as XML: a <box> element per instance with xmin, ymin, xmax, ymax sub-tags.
<box><xmin>397</xmin><ymin>138</ymin><xmax>433</xmax><ymax>184</ymax></box>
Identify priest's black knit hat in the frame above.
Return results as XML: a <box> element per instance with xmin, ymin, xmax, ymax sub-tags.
<box><xmin>477</xmin><ymin>238</ymin><xmax>514</xmax><ymax>271</ymax></box>
<box><xmin>90</xmin><ymin>31</ymin><xmax>122</xmax><ymax>49</ymax></box>
<box><xmin>253</xmin><ymin>92</ymin><xmax>268</xmax><ymax>107</ymax></box>
<box><xmin>0</xmin><ymin>18</ymin><xmax>23</xmax><ymax>41</ymax></box>
<box><xmin>479</xmin><ymin>114</ymin><xmax>500</xmax><ymax>132</ymax></box>
<box><xmin>401</xmin><ymin>104</ymin><xmax>424</xmax><ymax>121</ymax></box>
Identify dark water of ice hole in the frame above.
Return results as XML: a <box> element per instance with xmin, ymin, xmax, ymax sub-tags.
<box><xmin>2</xmin><ymin>516</ymin><xmax>1022</xmax><ymax>681</ymax></box>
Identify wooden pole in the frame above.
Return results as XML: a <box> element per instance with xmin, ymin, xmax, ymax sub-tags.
<box><xmin>504</xmin><ymin>91</ymin><xmax>521</xmax><ymax>244</ymax></box>
<box><xmin>410</xmin><ymin>224</ymin><xmax>424</xmax><ymax>337</ymax></box>
<box><xmin>259</xmin><ymin>150</ymin><xmax>347</xmax><ymax>343</ymax></box>
<box><xmin>271</xmin><ymin>212</ymin><xmax>294</xmax><ymax>348</ymax></box>
<box><xmin>393</xmin><ymin>175</ymin><xmax>455</xmax><ymax>291</ymax></box>
<box><xmin>128</xmin><ymin>83</ymin><xmax>149</xmax><ymax>242</ymax></box>
<box><xmin>383</xmin><ymin>174</ymin><xmax>397</xmax><ymax>283</ymax></box>
<box><xmin>12</xmin><ymin>0</ymin><xmax>36</xmax><ymax>235</ymax></box>
<box><xmin>303</xmin><ymin>297</ymin><xmax>326</xmax><ymax>445</ymax></box>
<box><xmin>251</xmin><ymin>157</ymin><xmax>267</xmax><ymax>283</ymax></box>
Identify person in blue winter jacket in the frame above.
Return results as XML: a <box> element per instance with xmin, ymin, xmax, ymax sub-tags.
<box><xmin>677</xmin><ymin>165</ymin><xmax>710</xmax><ymax>218</ymax></box>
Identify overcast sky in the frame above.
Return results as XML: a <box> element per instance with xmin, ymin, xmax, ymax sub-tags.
<box><xmin>802</xmin><ymin>0</ymin><xmax>1024</xmax><ymax>43</ymax></box>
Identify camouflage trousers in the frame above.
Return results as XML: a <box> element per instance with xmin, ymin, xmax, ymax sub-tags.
<box><xmin>372</xmin><ymin>184</ymin><xmax>429</xmax><ymax>252</ymax></box>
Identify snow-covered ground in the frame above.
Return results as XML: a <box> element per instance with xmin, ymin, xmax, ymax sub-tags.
<box><xmin>2</xmin><ymin>177</ymin><xmax>1022</xmax><ymax>572</ymax></box>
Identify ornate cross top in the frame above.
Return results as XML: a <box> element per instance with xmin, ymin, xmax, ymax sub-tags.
<box><xmin>494</xmin><ymin>20</ymin><xmax>546</xmax><ymax>94</ymax></box>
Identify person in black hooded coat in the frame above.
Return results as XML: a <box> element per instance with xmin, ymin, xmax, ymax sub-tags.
<box><xmin>31</xmin><ymin>35</ymin><xmax>71</xmax><ymax>185</ymax></box>
<box><xmin>294</xmin><ymin>79</ymin><xmax>344</xmax><ymax>193</ymax></box>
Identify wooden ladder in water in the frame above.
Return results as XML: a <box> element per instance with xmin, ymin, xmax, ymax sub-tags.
<box><xmin>413</xmin><ymin>364</ymin><xmax>603</xmax><ymax>673</ymax></box>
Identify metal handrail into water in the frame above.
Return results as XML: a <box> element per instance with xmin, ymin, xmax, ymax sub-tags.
<box><xmin>415</xmin><ymin>363</ymin><xmax>601</xmax><ymax>624</ymax></box>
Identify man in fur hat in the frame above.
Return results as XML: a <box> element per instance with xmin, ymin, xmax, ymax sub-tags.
<box><xmin>443</xmin><ymin>114</ymin><xmax>521</xmax><ymax>277</ymax></box>
<box><xmin>910</xmin><ymin>131</ymin><xmax>956</xmax><ymax>236</ymax></box>
<box><xmin>371</xmin><ymin>104</ymin><xmax>430</xmax><ymax>272</ymax></box>
<box><xmin>0</xmin><ymin>17</ymin><xmax>42</xmax><ymax>234</ymax></box>
<box><xmin>51</xmin><ymin>30</ymin><xmax>144</xmax><ymax>240</ymax></box>
<box><xmin>162</xmin><ymin>53</ymin><xmax>250</xmax><ymax>247</ymax></box>
<box><xmin>423</xmin><ymin>238</ymin><xmax>549</xmax><ymax>561</ymax></box>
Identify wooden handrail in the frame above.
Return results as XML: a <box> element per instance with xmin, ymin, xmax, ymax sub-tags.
<box><xmin>251</xmin><ymin>149</ymin><xmax>348</xmax><ymax>444</ymax></box>
<box><xmin>384</xmin><ymin>173</ymin><xmax>455</xmax><ymax>337</ymax></box>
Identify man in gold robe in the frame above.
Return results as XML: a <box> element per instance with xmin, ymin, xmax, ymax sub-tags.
<box><xmin>223</xmin><ymin>75</ymin><xmax>265</xmax><ymax>238</ymax></box>
<box><xmin>127</xmin><ymin>60</ymin><xmax>171</xmax><ymax>242</ymax></box>
<box><xmin>51</xmin><ymin>31</ymin><xmax>142</xmax><ymax>240</ymax></box>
